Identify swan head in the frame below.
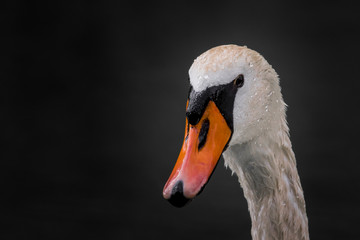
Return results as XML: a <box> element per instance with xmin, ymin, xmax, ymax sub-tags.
<box><xmin>163</xmin><ymin>45</ymin><xmax>285</xmax><ymax>207</ymax></box>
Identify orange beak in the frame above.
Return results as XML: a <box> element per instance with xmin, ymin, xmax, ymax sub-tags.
<box><xmin>163</xmin><ymin>100</ymin><xmax>232</xmax><ymax>207</ymax></box>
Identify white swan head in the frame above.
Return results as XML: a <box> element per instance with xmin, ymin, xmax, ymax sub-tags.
<box><xmin>190</xmin><ymin>45</ymin><xmax>285</xmax><ymax>145</ymax></box>
<box><xmin>163</xmin><ymin>45</ymin><xmax>286</xmax><ymax>207</ymax></box>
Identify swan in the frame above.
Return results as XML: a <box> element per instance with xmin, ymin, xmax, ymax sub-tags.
<box><xmin>163</xmin><ymin>45</ymin><xmax>309</xmax><ymax>240</ymax></box>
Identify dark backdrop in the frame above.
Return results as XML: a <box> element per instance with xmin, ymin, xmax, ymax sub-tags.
<box><xmin>2</xmin><ymin>1</ymin><xmax>360</xmax><ymax>239</ymax></box>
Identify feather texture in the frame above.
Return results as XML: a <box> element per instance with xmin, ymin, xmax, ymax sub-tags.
<box><xmin>190</xmin><ymin>45</ymin><xmax>309</xmax><ymax>239</ymax></box>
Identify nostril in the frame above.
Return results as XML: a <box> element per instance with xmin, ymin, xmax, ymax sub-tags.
<box><xmin>168</xmin><ymin>181</ymin><xmax>191</xmax><ymax>208</ymax></box>
<box><xmin>198</xmin><ymin>119</ymin><xmax>209</xmax><ymax>150</ymax></box>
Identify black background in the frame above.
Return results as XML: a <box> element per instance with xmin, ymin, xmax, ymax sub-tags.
<box><xmin>2</xmin><ymin>1</ymin><xmax>360</xmax><ymax>239</ymax></box>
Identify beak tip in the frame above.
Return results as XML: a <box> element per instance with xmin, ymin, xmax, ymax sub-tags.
<box><xmin>164</xmin><ymin>180</ymin><xmax>192</xmax><ymax>208</ymax></box>
<box><xmin>168</xmin><ymin>194</ymin><xmax>191</xmax><ymax>208</ymax></box>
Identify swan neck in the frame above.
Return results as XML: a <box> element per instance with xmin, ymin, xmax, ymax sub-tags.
<box><xmin>223</xmin><ymin>132</ymin><xmax>309</xmax><ymax>240</ymax></box>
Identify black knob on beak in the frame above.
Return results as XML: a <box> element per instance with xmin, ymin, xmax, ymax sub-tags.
<box><xmin>186</xmin><ymin>110</ymin><xmax>201</xmax><ymax>126</ymax></box>
<box><xmin>186</xmin><ymin>87</ymin><xmax>210</xmax><ymax>126</ymax></box>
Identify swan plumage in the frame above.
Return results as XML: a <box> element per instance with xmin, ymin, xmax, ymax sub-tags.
<box><xmin>164</xmin><ymin>45</ymin><xmax>309</xmax><ymax>239</ymax></box>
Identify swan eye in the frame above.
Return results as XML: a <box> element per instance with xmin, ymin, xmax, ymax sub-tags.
<box><xmin>234</xmin><ymin>74</ymin><xmax>244</xmax><ymax>88</ymax></box>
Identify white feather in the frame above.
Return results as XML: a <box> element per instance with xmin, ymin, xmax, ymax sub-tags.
<box><xmin>189</xmin><ymin>45</ymin><xmax>309</xmax><ymax>240</ymax></box>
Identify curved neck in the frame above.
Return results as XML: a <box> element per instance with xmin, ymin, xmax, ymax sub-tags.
<box><xmin>223</xmin><ymin>130</ymin><xmax>309</xmax><ymax>240</ymax></box>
